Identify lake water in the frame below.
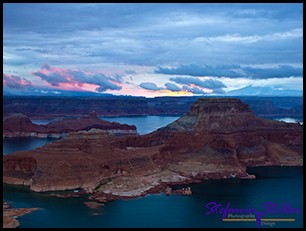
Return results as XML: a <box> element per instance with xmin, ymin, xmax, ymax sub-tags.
<box><xmin>3</xmin><ymin>116</ymin><xmax>303</xmax><ymax>228</ymax></box>
<box><xmin>30</xmin><ymin>115</ymin><xmax>180</xmax><ymax>135</ymax></box>
<box><xmin>3</xmin><ymin>137</ymin><xmax>59</xmax><ymax>155</ymax></box>
<box><xmin>3</xmin><ymin>116</ymin><xmax>180</xmax><ymax>156</ymax></box>
<box><xmin>274</xmin><ymin>117</ymin><xmax>303</xmax><ymax>124</ymax></box>
<box><xmin>100</xmin><ymin>115</ymin><xmax>180</xmax><ymax>135</ymax></box>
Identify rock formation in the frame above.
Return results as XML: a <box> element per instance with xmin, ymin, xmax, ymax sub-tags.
<box><xmin>3</xmin><ymin>113</ymin><xmax>137</xmax><ymax>138</ymax></box>
<box><xmin>3</xmin><ymin>201</ymin><xmax>40</xmax><ymax>228</ymax></box>
<box><xmin>3</xmin><ymin>98</ymin><xmax>303</xmax><ymax>199</ymax></box>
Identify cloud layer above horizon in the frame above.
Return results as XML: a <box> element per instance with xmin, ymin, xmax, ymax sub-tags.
<box><xmin>3</xmin><ymin>3</ymin><xmax>303</xmax><ymax>97</ymax></box>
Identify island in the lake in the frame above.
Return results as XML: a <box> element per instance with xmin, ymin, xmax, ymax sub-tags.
<box><xmin>3</xmin><ymin>98</ymin><xmax>303</xmax><ymax>202</ymax></box>
<box><xmin>3</xmin><ymin>112</ymin><xmax>137</xmax><ymax>138</ymax></box>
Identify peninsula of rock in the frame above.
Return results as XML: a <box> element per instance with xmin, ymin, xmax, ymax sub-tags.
<box><xmin>3</xmin><ymin>112</ymin><xmax>137</xmax><ymax>138</ymax></box>
<box><xmin>3</xmin><ymin>98</ymin><xmax>303</xmax><ymax>200</ymax></box>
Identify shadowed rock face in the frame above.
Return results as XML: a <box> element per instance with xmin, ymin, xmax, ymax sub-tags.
<box><xmin>3</xmin><ymin>112</ymin><xmax>137</xmax><ymax>137</ymax></box>
<box><xmin>3</xmin><ymin>114</ymin><xmax>38</xmax><ymax>133</ymax></box>
<box><xmin>3</xmin><ymin>98</ymin><xmax>303</xmax><ymax>194</ymax></box>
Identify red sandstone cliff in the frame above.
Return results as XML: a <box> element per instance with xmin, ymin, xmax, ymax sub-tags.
<box><xmin>3</xmin><ymin>112</ymin><xmax>137</xmax><ymax>138</ymax></box>
<box><xmin>3</xmin><ymin>98</ymin><xmax>303</xmax><ymax>196</ymax></box>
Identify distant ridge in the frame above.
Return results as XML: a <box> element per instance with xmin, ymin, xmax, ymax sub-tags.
<box><xmin>227</xmin><ymin>85</ymin><xmax>303</xmax><ymax>96</ymax></box>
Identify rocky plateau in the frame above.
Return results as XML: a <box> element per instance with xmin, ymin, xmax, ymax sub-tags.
<box><xmin>3</xmin><ymin>98</ymin><xmax>303</xmax><ymax>201</ymax></box>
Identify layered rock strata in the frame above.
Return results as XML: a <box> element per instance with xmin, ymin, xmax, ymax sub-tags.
<box><xmin>3</xmin><ymin>112</ymin><xmax>137</xmax><ymax>138</ymax></box>
<box><xmin>3</xmin><ymin>98</ymin><xmax>303</xmax><ymax>199</ymax></box>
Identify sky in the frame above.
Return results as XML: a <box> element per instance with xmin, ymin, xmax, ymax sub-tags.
<box><xmin>3</xmin><ymin>3</ymin><xmax>303</xmax><ymax>97</ymax></box>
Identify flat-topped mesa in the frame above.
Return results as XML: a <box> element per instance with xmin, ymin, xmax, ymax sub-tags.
<box><xmin>188</xmin><ymin>98</ymin><xmax>253</xmax><ymax>116</ymax></box>
<box><xmin>164</xmin><ymin>98</ymin><xmax>299</xmax><ymax>134</ymax></box>
<box><xmin>3</xmin><ymin>113</ymin><xmax>137</xmax><ymax>138</ymax></box>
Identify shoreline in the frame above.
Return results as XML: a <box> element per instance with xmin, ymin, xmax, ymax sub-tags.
<box><xmin>3</xmin><ymin>166</ymin><xmax>303</xmax><ymax>227</ymax></box>
<box><xmin>9</xmin><ymin>113</ymin><xmax>303</xmax><ymax>121</ymax></box>
<box><xmin>3</xmin><ymin>201</ymin><xmax>41</xmax><ymax>228</ymax></box>
<box><xmin>3</xmin><ymin>129</ymin><xmax>138</xmax><ymax>139</ymax></box>
<box><xmin>3</xmin><ymin>165</ymin><xmax>303</xmax><ymax>203</ymax></box>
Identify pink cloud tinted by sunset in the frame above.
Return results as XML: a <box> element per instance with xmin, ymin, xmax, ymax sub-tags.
<box><xmin>3</xmin><ymin>73</ymin><xmax>33</xmax><ymax>89</ymax></box>
<box><xmin>32</xmin><ymin>64</ymin><xmax>122</xmax><ymax>92</ymax></box>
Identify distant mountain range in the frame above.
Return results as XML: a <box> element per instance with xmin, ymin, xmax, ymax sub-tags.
<box><xmin>227</xmin><ymin>85</ymin><xmax>303</xmax><ymax>96</ymax></box>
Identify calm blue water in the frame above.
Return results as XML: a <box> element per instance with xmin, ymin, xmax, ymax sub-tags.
<box><xmin>100</xmin><ymin>115</ymin><xmax>180</xmax><ymax>135</ymax></box>
<box><xmin>4</xmin><ymin>116</ymin><xmax>179</xmax><ymax>156</ymax></box>
<box><xmin>32</xmin><ymin>115</ymin><xmax>180</xmax><ymax>135</ymax></box>
<box><xmin>274</xmin><ymin>117</ymin><xmax>303</xmax><ymax>124</ymax></box>
<box><xmin>3</xmin><ymin>137</ymin><xmax>59</xmax><ymax>155</ymax></box>
<box><xmin>3</xmin><ymin>116</ymin><xmax>303</xmax><ymax>228</ymax></box>
<box><xmin>3</xmin><ymin>167</ymin><xmax>303</xmax><ymax>228</ymax></box>
<box><xmin>32</xmin><ymin>116</ymin><xmax>303</xmax><ymax>134</ymax></box>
